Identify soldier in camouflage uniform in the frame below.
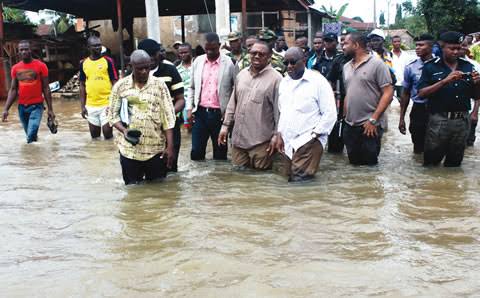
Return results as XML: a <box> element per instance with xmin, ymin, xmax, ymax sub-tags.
<box><xmin>258</xmin><ymin>29</ymin><xmax>287</xmax><ymax>75</ymax></box>
<box><xmin>226</xmin><ymin>32</ymin><xmax>248</xmax><ymax>65</ymax></box>
<box><xmin>234</xmin><ymin>35</ymin><xmax>258</xmax><ymax>75</ymax></box>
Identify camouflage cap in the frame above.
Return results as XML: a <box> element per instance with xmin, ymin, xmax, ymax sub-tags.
<box><xmin>258</xmin><ymin>29</ymin><xmax>277</xmax><ymax>41</ymax></box>
<box><xmin>227</xmin><ymin>31</ymin><xmax>242</xmax><ymax>41</ymax></box>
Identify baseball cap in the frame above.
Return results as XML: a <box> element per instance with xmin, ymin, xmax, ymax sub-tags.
<box><xmin>138</xmin><ymin>38</ymin><xmax>160</xmax><ymax>56</ymax></box>
<box><xmin>323</xmin><ymin>32</ymin><xmax>338</xmax><ymax>42</ymax></box>
<box><xmin>368</xmin><ymin>29</ymin><xmax>385</xmax><ymax>40</ymax></box>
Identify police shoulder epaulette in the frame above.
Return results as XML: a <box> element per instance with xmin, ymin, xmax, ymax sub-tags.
<box><xmin>406</xmin><ymin>59</ymin><xmax>417</xmax><ymax>66</ymax></box>
<box><xmin>425</xmin><ymin>57</ymin><xmax>439</xmax><ymax>64</ymax></box>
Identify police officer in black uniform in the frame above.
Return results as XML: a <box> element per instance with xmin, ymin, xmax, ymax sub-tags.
<box><xmin>325</xmin><ymin>34</ymin><xmax>352</xmax><ymax>153</ymax></box>
<box><xmin>418</xmin><ymin>31</ymin><xmax>480</xmax><ymax>167</ymax></box>
<box><xmin>312</xmin><ymin>32</ymin><xmax>342</xmax><ymax>78</ymax></box>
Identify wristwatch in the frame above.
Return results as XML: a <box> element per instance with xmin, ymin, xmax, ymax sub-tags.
<box><xmin>368</xmin><ymin>118</ymin><xmax>378</xmax><ymax>126</ymax></box>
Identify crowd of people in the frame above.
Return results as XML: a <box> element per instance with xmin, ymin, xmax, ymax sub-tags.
<box><xmin>3</xmin><ymin>27</ymin><xmax>480</xmax><ymax>184</ymax></box>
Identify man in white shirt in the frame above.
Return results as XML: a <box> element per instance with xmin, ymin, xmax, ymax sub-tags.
<box><xmin>391</xmin><ymin>35</ymin><xmax>413</xmax><ymax>99</ymax></box>
<box><xmin>276</xmin><ymin>47</ymin><xmax>337</xmax><ymax>182</ymax></box>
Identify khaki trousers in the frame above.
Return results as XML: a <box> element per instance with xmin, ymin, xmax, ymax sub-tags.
<box><xmin>283</xmin><ymin>139</ymin><xmax>324</xmax><ymax>180</ymax></box>
<box><xmin>232</xmin><ymin>142</ymin><xmax>273</xmax><ymax>170</ymax></box>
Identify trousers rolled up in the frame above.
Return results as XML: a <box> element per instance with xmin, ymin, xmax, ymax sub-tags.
<box><xmin>18</xmin><ymin>103</ymin><xmax>44</xmax><ymax>143</ymax></box>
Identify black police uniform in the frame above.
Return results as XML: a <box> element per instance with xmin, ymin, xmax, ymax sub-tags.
<box><xmin>325</xmin><ymin>53</ymin><xmax>352</xmax><ymax>153</ymax></box>
<box><xmin>418</xmin><ymin>56</ymin><xmax>477</xmax><ymax>166</ymax></box>
<box><xmin>312</xmin><ymin>50</ymin><xmax>341</xmax><ymax>78</ymax></box>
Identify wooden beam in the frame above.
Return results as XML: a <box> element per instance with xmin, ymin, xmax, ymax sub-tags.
<box><xmin>241</xmin><ymin>0</ymin><xmax>246</xmax><ymax>36</ymax></box>
<box><xmin>116</xmin><ymin>0</ymin><xmax>125</xmax><ymax>77</ymax></box>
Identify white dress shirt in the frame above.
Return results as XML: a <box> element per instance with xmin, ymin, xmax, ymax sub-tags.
<box><xmin>277</xmin><ymin>69</ymin><xmax>337</xmax><ymax>159</ymax></box>
<box><xmin>392</xmin><ymin>50</ymin><xmax>414</xmax><ymax>86</ymax></box>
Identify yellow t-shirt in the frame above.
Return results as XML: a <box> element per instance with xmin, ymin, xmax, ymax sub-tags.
<box><xmin>80</xmin><ymin>56</ymin><xmax>117</xmax><ymax>107</ymax></box>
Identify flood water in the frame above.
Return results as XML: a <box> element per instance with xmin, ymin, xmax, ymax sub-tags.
<box><xmin>1</xmin><ymin>98</ymin><xmax>480</xmax><ymax>297</ymax></box>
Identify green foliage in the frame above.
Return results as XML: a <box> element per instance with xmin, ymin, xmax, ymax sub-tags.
<box><xmin>418</xmin><ymin>0</ymin><xmax>480</xmax><ymax>36</ymax></box>
<box><xmin>395</xmin><ymin>4</ymin><xmax>403</xmax><ymax>25</ymax></box>
<box><xmin>379</xmin><ymin>12</ymin><xmax>386</xmax><ymax>26</ymax></box>
<box><xmin>320</xmin><ymin>3</ymin><xmax>349</xmax><ymax>21</ymax></box>
<box><xmin>2</xmin><ymin>7</ymin><xmax>31</xmax><ymax>24</ymax></box>
<box><xmin>42</xmin><ymin>10</ymin><xmax>75</xmax><ymax>34</ymax></box>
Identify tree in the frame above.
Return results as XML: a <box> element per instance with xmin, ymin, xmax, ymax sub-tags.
<box><xmin>320</xmin><ymin>3</ymin><xmax>349</xmax><ymax>21</ymax></box>
<box><xmin>379</xmin><ymin>12</ymin><xmax>386</xmax><ymax>26</ymax></box>
<box><xmin>2</xmin><ymin>7</ymin><xmax>31</xmax><ymax>24</ymax></box>
<box><xmin>395</xmin><ymin>4</ymin><xmax>403</xmax><ymax>25</ymax></box>
<box><xmin>418</xmin><ymin>0</ymin><xmax>480</xmax><ymax>36</ymax></box>
<box><xmin>42</xmin><ymin>10</ymin><xmax>75</xmax><ymax>35</ymax></box>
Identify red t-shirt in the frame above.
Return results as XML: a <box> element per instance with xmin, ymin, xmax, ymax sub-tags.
<box><xmin>11</xmin><ymin>59</ymin><xmax>49</xmax><ymax>105</ymax></box>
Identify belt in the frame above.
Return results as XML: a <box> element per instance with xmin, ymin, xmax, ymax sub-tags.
<box><xmin>435</xmin><ymin>111</ymin><xmax>468</xmax><ymax>120</ymax></box>
<box><xmin>198</xmin><ymin>106</ymin><xmax>221</xmax><ymax>113</ymax></box>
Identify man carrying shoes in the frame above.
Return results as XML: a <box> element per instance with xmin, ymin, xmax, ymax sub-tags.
<box><xmin>108</xmin><ymin>50</ymin><xmax>176</xmax><ymax>185</ymax></box>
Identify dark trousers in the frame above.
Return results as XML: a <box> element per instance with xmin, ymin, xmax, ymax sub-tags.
<box><xmin>424</xmin><ymin>113</ymin><xmax>469</xmax><ymax>167</ymax></box>
<box><xmin>467</xmin><ymin>118</ymin><xmax>477</xmax><ymax>146</ymax></box>
<box><xmin>191</xmin><ymin>107</ymin><xmax>227</xmax><ymax>160</ymax></box>
<box><xmin>409</xmin><ymin>103</ymin><xmax>429</xmax><ymax>153</ymax></box>
<box><xmin>343</xmin><ymin>123</ymin><xmax>384</xmax><ymax>165</ymax></box>
<box><xmin>169</xmin><ymin>117</ymin><xmax>182</xmax><ymax>172</ymax></box>
<box><xmin>18</xmin><ymin>103</ymin><xmax>43</xmax><ymax>143</ymax></box>
<box><xmin>327</xmin><ymin>119</ymin><xmax>344</xmax><ymax>153</ymax></box>
<box><xmin>120</xmin><ymin>153</ymin><xmax>167</xmax><ymax>185</ymax></box>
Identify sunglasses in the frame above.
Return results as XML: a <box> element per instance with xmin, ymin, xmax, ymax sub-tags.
<box><xmin>283</xmin><ymin>59</ymin><xmax>300</xmax><ymax>66</ymax></box>
<box><xmin>249</xmin><ymin>51</ymin><xmax>268</xmax><ymax>58</ymax></box>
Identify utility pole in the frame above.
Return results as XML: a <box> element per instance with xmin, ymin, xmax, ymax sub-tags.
<box><xmin>215</xmin><ymin>0</ymin><xmax>230</xmax><ymax>42</ymax></box>
<box><xmin>145</xmin><ymin>0</ymin><xmax>161</xmax><ymax>42</ymax></box>
<box><xmin>373</xmin><ymin>0</ymin><xmax>377</xmax><ymax>28</ymax></box>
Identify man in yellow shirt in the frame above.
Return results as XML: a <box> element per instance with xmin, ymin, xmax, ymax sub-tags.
<box><xmin>80</xmin><ymin>36</ymin><xmax>118</xmax><ymax>139</ymax></box>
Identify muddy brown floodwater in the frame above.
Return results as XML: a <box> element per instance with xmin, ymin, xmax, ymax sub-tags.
<box><xmin>0</xmin><ymin>98</ymin><xmax>479</xmax><ymax>297</ymax></box>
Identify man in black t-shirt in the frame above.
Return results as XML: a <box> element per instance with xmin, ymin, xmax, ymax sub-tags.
<box><xmin>138</xmin><ymin>38</ymin><xmax>185</xmax><ymax>172</ymax></box>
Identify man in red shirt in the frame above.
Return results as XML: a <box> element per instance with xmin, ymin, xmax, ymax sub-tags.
<box><xmin>2</xmin><ymin>41</ymin><xmax>55</xmax><ymax>143</ymax></box>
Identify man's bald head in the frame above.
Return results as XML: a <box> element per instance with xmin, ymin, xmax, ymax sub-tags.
<box><xmin>130</xmin><ymin>50</ymin><xmax>151</xmax><ymax>65</ymax></box>
<box><xmin>130</xmin><ymin>50</ymin><xmax>152</xmax><ymax>83</ymax></box>
<box><xmin>285</xmin><ymin>47</ymin><xmax>304</xmax><ymax>61</ymax></box>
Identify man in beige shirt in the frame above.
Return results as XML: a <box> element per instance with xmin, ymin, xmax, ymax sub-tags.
<box><xmin>219</xmin><ymin>41</ymin><xmax>283</xmax><ymax>169</ymax></box>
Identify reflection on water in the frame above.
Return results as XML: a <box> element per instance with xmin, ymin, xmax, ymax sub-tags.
<box><xmin>1</xmin><ymin>99</ymin><xmax>480</xmax><ymax>296</ymax></box>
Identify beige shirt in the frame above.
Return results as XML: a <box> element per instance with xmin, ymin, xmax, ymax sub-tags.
<box><xmin>223</xmin><ymin>65</ymin><xmax>282</xmax><ymax>150</ymax></box>
<box><xmin>108</xmin><ymin>74</ymin><xmax>176</xmax><ymax>161</ymax></box>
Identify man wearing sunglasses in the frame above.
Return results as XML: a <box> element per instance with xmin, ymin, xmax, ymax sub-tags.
<box><xmin>275</xmin><ymin>47</ymin><xmax>337</xmax><ymax>182</ymax></box>
<box><xmin>219</xmin><ymin>41</ymin><xmax>283</xmax><ymax>170</ymax></box>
